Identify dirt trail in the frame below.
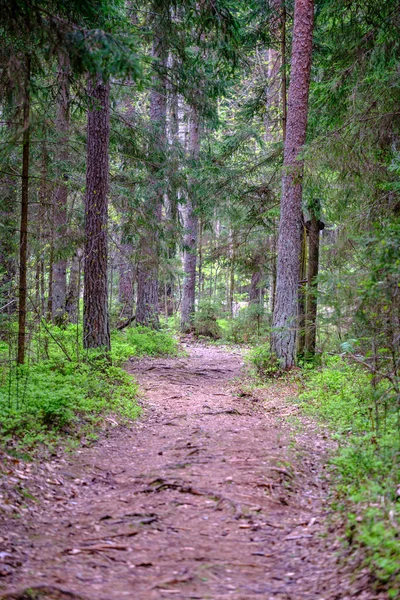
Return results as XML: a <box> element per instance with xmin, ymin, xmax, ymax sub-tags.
<box><xmin>0</xmin><ymin>345</ymin><xmax>372</xmax><ymax>599</ymax></box>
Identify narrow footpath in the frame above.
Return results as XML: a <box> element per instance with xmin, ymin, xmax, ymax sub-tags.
<box><xmin>0</xmin><ymin>345</ymin><xmax>377</xmax><ymax>599</ymax></box>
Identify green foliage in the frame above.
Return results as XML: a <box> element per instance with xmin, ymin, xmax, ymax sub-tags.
<box><xmin>0</xmin><ymin>358</ymin><xmax>140</xmax><ymax>453</ymax></box>
<box><xmin>298</xmin><ymin>358</ymin><xmax>400</xmax><ymax>593</ymax></box>
<box><xmin>193</xmin><ymin>299</ymin><xmax>222</xmax><ymax>339</ymax></box>
<box><xmin>0</xmin><ymin>323</ymin><xmax>179</xmax><ymax>453</ymax></box>
<box><xmin>246</xmin><ymin>344</ymin><xmax>281</xmax><ymax>378</ymax></box>
<box><xmin>219</xmin><ymin>305</ymin><xmax>269</xmax><ymax>344</ymax></box>
<box><xmin>125</xmin><ymin>326</ymin><xmax>179</xmax><ymax>356</ymax></box>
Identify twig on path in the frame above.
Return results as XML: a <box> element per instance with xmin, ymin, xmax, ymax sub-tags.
<box><xmin>65</xmin><ymin>543</ymin><xmax>132</xmax><ymax>554</ymax></box>
<box><xmin>202</xmin><ymin>408</ymin><xmax>243</xmax><ymax>416</ymax></box>
<box><xmin>81</xmin><ymin>530</ymin><xmax>139</xmax><ymax>542</ymax></box>
<box><xmin>141</xmin><ymin>478</ymin><xmax>243</xmax><ymax>519</ymax></box>
<box><xmin>267</xmin><ymin>467</ymin><xmax>295</xmax><ymax>479</ymax></box>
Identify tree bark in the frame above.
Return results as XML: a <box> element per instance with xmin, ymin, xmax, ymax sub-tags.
<box><xmin>0</xmin><ymin>177</ymin><xmax>17</xmax><ymax>316</ymax></box>
<box><xmin>65</xmin><ymin>249</ymin><xmax>82</xmax><ymax>324</ymax></box>
<box><xmin>304</xmin><ymin>214</ymin><xmax>320</xmax><ymax>355</ymax></box>
<box><xmin>249</xmin><ymin>270</ymin><xmax>262</xmax><ymax>305</ymax></box>
<box><xmin>180</xmin><ymin>108</ymin><xmax>200</xmax><ymax>332</ymax></box>
<box><xmin>118</xmin><ymin>243</ymin><xmax>134</xmax><ymax>321</ymax></box>
<box><xmin>271</xmin><ymin>0</ymin><xmax>314</xmax><ymax>368</ymax></box>
<box><xmin>297</xmin><ymin>224</ymin><xmax>308</xmax><ymax>356</ymax></box>
<box><xmin>83</xmin><ymin>75</ymin><xmax>111</xmax><ymax>351</ymax></box>
<box><xmin>17</xmin><ymin>56</ymin><xmax>30</xmax><ymax>365</ymax></box>
<box><xmin>52</xmin><ymin>54</ymin><xmax>70</xmax><ymax>324</ymax></box>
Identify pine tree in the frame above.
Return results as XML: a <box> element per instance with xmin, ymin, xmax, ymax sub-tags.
<box><xmin>271</xmin><ymin>0</ymin><xmax>314</xmax><ymax>368</ymax></box>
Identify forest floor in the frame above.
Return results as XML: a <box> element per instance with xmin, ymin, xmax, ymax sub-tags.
<box><xmin>0</xmin><ymin>344</ymin><xmax>386</xmax><ymax>600</ymax></box>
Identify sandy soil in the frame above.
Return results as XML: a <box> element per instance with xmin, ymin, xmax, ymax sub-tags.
<box><xmin>0</xmin><ymin>344</ymin><xmax>385</xmax><ymax>599</ymax></box>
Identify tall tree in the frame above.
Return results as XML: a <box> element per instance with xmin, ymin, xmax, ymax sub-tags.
<box><xmin>83</xmin><ymin>75</ymin><xmax>111</xmax><ymax>350</ymax></box>
<box><xmin>136</xmin><ymin>11</ymin><xmax>167</xmax><ymax>328</ymax></box>
<box><xmin>304</xmin><ymin>200</ymin><xmax>322</xmax><ymax>356</ymax></box>
<box><xmin>17</xmin><ymin>55</ymin><xmax>31</xmax><ymax>365</ymax></box>
<box><xmin>51</xmin><ymin>54</ymin><xmax>70</xmax><ymax>324</ymax></box>
<box><xmin>181</xmin><ymin>107</ymin><xmax>200</xmax><ymax>332</ymax></box>
<box><xmin>271</xmin><ymin>0</ymin><xmax>314</xmax><ymax>368</ymax></box>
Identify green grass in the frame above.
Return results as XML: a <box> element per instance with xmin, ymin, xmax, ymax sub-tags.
<box><xmin>297</xmin><ymin>356</ymin><xmax>400</xmax><ymax>596</ymax></box>
<box><xmin>0</xmin><ymin>323</ymin><xmax>179</xmax><ymax>454</ymax></box>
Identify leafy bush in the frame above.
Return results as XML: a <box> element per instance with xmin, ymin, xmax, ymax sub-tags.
<box><xmin>193</xmin><ymin>299</ymin><xmax>221</xmax><ymax>339</ymax></box>
<box><xmin>298</xmin><ymin>357</ymin><xmax>400</xmax><ymax>595</ymax></box>
<box><xmin>125</xmin><ymin>325</ymin><xmax>179</xmax><ymax>356</ymax></box>
<box><xmin>247</xmin><ymin>344</ymin><xmax>282</xmax><ymax>378</ymax></box>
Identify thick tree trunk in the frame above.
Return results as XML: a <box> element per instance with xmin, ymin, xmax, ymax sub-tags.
<box><xmin>180</xmin><ymin>108</ymin><xmax>200</xmax><ymax>332</ymax></box>
<box><xmin>17</xmin><ymin>57</ymin><xmax>30</xmax><ymax>365</ymax></box>
<box><xmin>83</xmin><ymin>75</ymin><xmax>111</xmax><ymax>350</ymax></box>
<box><xmin>271</xmin><ymin>0</ymin><xmax>314</xmax><ymax>368</ymax></box>
<box><xmin>304</xmin><ymin>214</ymin><xmax>320</xmax><ymax>355</ymax></box>
<box><xmin>52</xmin><ymin>55</ymin><xmax>70</xmax><ymax>324</ymax></box>
<box><xmin>280</xmin><ymin>1</ymin><xmax>287</xmax><ymax>141</ymax></box>
<box><xmin>266</xmin><ymin>0</ymin><xmax>287</xmax><ymax>141</ymax></box>
<box><xmin>136</xmin><ymin>34</ymin><xmax>167</xmax><ymax>329</ymax></box>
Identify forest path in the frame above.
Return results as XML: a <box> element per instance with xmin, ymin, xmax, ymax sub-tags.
<box><xmin>1</xmin><ymin>345</ymin><xmax>362</xmax><ymax>600</ymax></box>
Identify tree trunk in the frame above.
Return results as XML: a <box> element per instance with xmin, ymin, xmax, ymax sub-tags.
<box><xmin>65</xmin><ymin>249</ymin><xmax>82</xmax><ymax>324</ymax></box>
<box><xmin>271</xmin><ymin>0</ymin><xmax>314</xmax><ymax>368</ymax></box>
<box><xmin>280</xmin><ymin>1</ymin><xmax>287</xmax><ymax>141</ymax></box>
<box><xmin>249</xmin><ymin>270</ymin><xmax>262</xmax><ymax>304</ymax></box>
<box><xmin>304</xmin><ymin>214</ymin><xmax>320</xmax><ymax>355</ymax></box>
<box><xmin>52</xmin><ymin>54</ymin><xmax>70</xmax><ymax>324</ymax></box>
<box><xmin>136</xmin><ymin>33</ymin><xmax>167</xmax><ymax>329</ymax></box>
<box><xmin>0</xmin><ymin>177</ymin><xmax>17</xmax><ymax>316</ymax></box>
<box><xmin>181</xmin><ymin>108</ymin><xmax>200</xmax><ymax>332</ymax></box>
<box><xmin>83</xmin><ymin>75</ymin><xmax>111</xmax><ymax>351</ymax></box>
<box><xmin>118</xmin><ymin>243</ymin><xmax>134</xmax><ymax>321</ymax></box>
<box><xmin>17</xmin><ymin>57</ymin><xmax>30</xmax><ymax>365</ymax></box>
<box><xmin>296</xmin><ymin>224</ymin><xmax>307</xmax><ymax>357</ymax></box>
<box><xmin>198</xmin><ymin>217</ymin><xmax>203</xmax><ymax>304</ymax></box>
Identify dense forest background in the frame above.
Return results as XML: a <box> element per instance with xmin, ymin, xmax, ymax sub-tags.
<box><xmin>0</xmin><ymin>0</ymin><xmax>399</xmax><ymax>594</ymax></box>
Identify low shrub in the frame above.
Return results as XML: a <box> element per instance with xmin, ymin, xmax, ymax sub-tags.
<box><xmin>0</xmin><ymin>323</ymin><xmax>179</xmax><ymax>453</ymax></box>
<box><xmin>298</xmin><ymin>357</ymin><xmax>400</xmax><ymax>596</ymax></box>
<box><xmin>0</xmin><ymin>358</ymin><xmax>140</xmax><ymax>452</ymax></box>
<box><xmin>246</xmin><ymin>344</ymin><xmax>282</xmax><ymax>378</ymax></box>
<box><xmin>193</xmin><ymin>300</ymin><xmax>221</xmax><ymax>339</ymax></box>
<box><xmin>125</xmin><ymin>325</ymin><xmax>179</xmax><ymax>356</ymax></box>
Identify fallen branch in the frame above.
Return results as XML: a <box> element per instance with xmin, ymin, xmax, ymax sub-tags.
<box><xmin>116</xmin><ymin>315</ymin><xmax>136</xmax><ymax>331</ymax></box>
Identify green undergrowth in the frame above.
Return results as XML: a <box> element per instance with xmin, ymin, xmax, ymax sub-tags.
<box><xmin>246</xmin><ymin>344</ymin><xmax>283</xmax><ymax>378</ymax></box>
<box><xmin>190</xmin><ymin>299</ymin><xmax>270</xmax><ymax>343</ymax></box>
<box><xmin>124</xmin><ymin>325</ymin><xmax>179</xmax><ymax>356</ymax></box>
<box><xmin>297</xmin><ymin>356</ymin><xmax>400</xmax><ymax>597</ymax></box>
<box><xmin>0</xmin><ymin>323</ymin><xmax>179</xmax><ymax>455</ymax></box>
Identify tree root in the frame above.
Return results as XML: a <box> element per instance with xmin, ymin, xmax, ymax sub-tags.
<box><xmin>141</xmin><ymin>478</ymin><xmax>243</xmax><ymax>519</ymax></box>
<box><xmin>0</xmin><ymin>586</ymin><xmax>87</xmax><ymax>600</ymax></box>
